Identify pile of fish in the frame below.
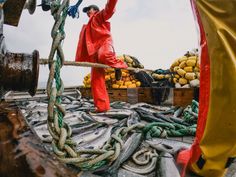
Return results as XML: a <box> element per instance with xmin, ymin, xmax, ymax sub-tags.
<box><xmin>17</xmin><ymin>94</ymin><xmax>196</xmax><ymax>177</ymax></box>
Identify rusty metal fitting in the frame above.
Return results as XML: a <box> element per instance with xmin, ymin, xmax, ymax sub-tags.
<box><xmin>0</xmin><ymin>50</ymin><xmax>39</xmax><ymax>96</ymax></box>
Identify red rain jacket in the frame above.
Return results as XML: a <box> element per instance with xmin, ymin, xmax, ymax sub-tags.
<box><xmin>75</xmin><ymin>0</ymin><xmax>118</xmax><ymax>62</ymax></box>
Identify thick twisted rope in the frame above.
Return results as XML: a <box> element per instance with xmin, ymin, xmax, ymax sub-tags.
<box><xmin>46</xmin><ymin>1</ymin><xmax>198</xmax><ymax>172</ymax></box>
<box><xmin>46</xmin><ymin>13</ymin><xmax>147</xmax><ymax>166</ymax></box>
<box><xmin>46</xmin><ymin>0</ymin><xmax>80</xmax><ymax>166</ymax></box>
<box><xmin>122</xmin><ymin>149</ymin><xmax>158</xmax><ymax>174</ymax></box>
<box><xmin>46</xmin><ymin>2</ymin><xmax>151</xmax><ymax>170</ymax></box>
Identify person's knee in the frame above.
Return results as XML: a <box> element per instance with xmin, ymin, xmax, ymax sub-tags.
<box><xmin>98</xmin><ymin>44</ymin><xmax>115</xmax><ymax>64</ymax></box>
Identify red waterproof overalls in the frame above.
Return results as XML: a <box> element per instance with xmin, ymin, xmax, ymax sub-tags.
<box><xmin>75</xmin><ymin>0</ymin><xmax>127</xmax><ymax>112</ymax></box>
<box><xmin>177</xmin><ymin>1</ymin><xmax>236</xmax><ymax>177</ymax></box>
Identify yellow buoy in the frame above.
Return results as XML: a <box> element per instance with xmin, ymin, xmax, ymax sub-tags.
<box><xmin>186</xmin><ymin>59</ymin><xmax>197</xmax><ymax>67</ymax></box>
<box><xmin>185</xmin><ymin>72</ymin><xmax>196</xmax><ymax>80</ymax></box>
<box><xmin>177</xmin><ymin>68</ymin><xmax>186</xmax><ymax>77</ymax></box>
<box><xmin>112</xmin><ymin>84</ymin><xmax>119</xmax><ymax>89</ymax></box>
<box><xmin>173</xmin><ymin>78</ymin><xmax>178</xmax><ymax>83</ymax></box>
<box><xmin>179</xmin><ymin>78</ymin><xmax>188</xmax><ymax>85</ymax></box>
<box><xmin>179</xmin><ymin>61</ymin><xmax>187</xmax><ymax>69</ymax></box>
<box><xmin>136</xmin><ymin>81</ymin><xmax>141</xmax><ymax>87</ymax></box>
<box><xmin>184</xmin><ymin>66</ymin><xmax>193</xmax><ymax>72</ymax></box>
<box><xmin>178</xmin><ymin>56</ymin><xmax>188</xmax><ymax>63</ymax></box>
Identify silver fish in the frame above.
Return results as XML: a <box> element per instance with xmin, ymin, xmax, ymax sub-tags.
<box><xmin>173</xmin><ymin>107</ymin><xmax>184</xmax><ymax>117</ymax></box>
<box><xmin>127</xmin><ymin>111</ymin><xmax>140</xmax><ymax>127</ymax></box>
<box><xmin>130</xmin><ymin>103</ymin><xmax>171</xmax><ymax>112</ymax></box>
<box><xmin>92</xmin><ymin>109</ymin><xmax>133</xmax><ymax>119</ymax></box>
<box><xmin>71</xmin><ymin>122</ymin><xmax>101</xmax><ymax>135</ymax></box>
<box><xmin>91</xmin><ymin>115</ymin><xmax>118</xmax><ymax>125</ymax></box>
<box><xmin>110</xmin><ymin>101</ymin><xmax>130</xmax><ymax>109</ymax></box>
<box><xmin>95</xmin><ymin>133</ymin><xmax>143</xmax><ymax>177</ymax></box>
<box><xmin>146</xmin><ymin>138</ymin><xmax>191</xmax><ymax>155</ymax></box>
<box><xmin>65</xmin><ymin>104</ymin><xmax>81</xmax><ymax>111</ymax></box>
<box><xmin>72</xmin><ymin>126</ymin><xmax>109</xmax><ymax>149</ymax></box>
<box><xmin>156</xmin><ymin>152</ymin><xmax>180</xmax><ymax>177</ymax></box>
<box><xmin>34</xmin><ymin>124</ymin><xmax>52</xmax><ymax>142</ymax></box>
<box><xmin>77</xmin><ymin>126</ymin><xmax>113</xmax><ymax>150</ymax></box>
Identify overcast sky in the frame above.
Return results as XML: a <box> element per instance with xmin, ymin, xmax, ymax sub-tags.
<box><xmin>4</xmin><ymin>0</ymin><xmax>198</xmax><ymax>87</ymax></box>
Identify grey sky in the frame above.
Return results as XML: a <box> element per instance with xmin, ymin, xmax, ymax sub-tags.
<box><xmin>4</xmin><ymin>0</ymin><xmax>198</xmax><ymax>87</ymax></box>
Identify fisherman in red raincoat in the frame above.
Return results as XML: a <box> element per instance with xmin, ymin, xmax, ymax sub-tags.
<box><xmin>75</xmin><ymin>0</ymin><xmax>127</xmax><ymax>112</ymax></box>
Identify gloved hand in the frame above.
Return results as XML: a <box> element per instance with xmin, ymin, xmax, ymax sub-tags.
<box><xmin>67</xmin><ymin>0</ymin><xmax>83</xmax><ymax>18</ymax></box>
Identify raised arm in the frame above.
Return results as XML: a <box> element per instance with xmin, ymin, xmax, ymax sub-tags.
<box><xmin>102</xmin><ymin>0</ymin><xmax>118</xmax><ymax>21</ymax></box>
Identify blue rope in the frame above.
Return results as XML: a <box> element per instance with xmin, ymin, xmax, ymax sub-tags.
<box><xmin>67</xmin><ymin>0</ymin><xmax>83</xmax><ymax>18</ymax></box>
